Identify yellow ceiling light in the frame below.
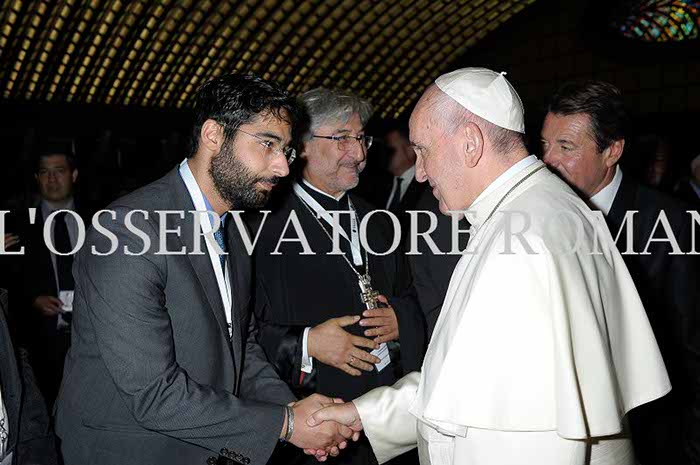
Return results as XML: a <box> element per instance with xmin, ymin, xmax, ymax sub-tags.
<box><xmin>0</xmin><ymin>0</ymin><xmax>535</xmax><ymax>116</ymax></box>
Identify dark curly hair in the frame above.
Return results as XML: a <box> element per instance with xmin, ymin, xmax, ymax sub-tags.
<box><xmin>188</xmin><ymin>73</ymin><xmax>301</xmax><ymax>157</ymax></box>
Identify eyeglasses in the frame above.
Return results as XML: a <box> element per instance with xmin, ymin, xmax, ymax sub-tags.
<box><xmin>237</xmin><ymin>128</ymin><xmax>297</xmax><ymax>165</ymax></box>
<box><xmin>312</xmin><ymin>134</ymin><xmax>374</xmax><ymax>151</ymax></box>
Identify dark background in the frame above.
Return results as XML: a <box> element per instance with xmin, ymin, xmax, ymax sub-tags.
<box><xmin>2</xmin><ymin>0</ymin><xmax>698</xmax><ymax>211</ymax></box>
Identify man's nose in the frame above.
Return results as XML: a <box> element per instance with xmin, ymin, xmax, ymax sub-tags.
<box><xmin>542</xmin><ymin>147</ymin><xmax>557</xmax><ymax>166</ymax></box>
<box><xmin>271</xmin><ymin>155</ymin><xmax>290</xmax><ymax>178</ymax></box>
<box><xmin>349</xmin><ymin>141</ymin><xmax>367</xmax><ymax>163</ymax></box>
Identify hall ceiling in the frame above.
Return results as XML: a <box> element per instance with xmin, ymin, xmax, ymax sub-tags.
<box><xmin>0</xmin><ymin>0</ymin><xmax>535</xmax><ymax>117</ymax></box>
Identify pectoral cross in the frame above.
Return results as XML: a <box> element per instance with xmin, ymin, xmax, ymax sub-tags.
<box><xmin>358</xmin><ymin>274</ymin><xmax>380</xmax><ymax>310</ymax></box>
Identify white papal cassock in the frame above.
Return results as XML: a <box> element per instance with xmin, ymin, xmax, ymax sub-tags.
<box><xmin>354</xmin><ymin>156</ymin><xmax>671</xmax><ymax>465</ymax></box>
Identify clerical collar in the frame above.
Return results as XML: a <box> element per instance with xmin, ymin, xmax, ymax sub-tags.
<box><xmin>589</xmin><ymin>166</ymin><xmax>623</xmax><ymax>217</ymax></box>
<box><xmin>301</xmin><ymin>178</ymin><xmax>346</xmax><ymax>200</ymax></box>
<box><xmin>300</xmin><ymin>178</ymin><xmax>349</xmax><ymax>211</ymax></box>
<box><xmin>470</xmin><ymin>155</ymin><xmax>538</xmax><ymax>209</ymax></box>
<box><xmin>467</xmin><ymin>157</ymin><xmax>545</xmax><ymax>230</ymax></box>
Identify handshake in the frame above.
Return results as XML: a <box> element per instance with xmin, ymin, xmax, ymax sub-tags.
<box><xmin>281</xmin><ymin>393</ymin><xmax>364</xmax><ymax>462</ymax></box>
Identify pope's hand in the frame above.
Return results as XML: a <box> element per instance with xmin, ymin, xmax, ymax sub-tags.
<box><xmin>287</xmin><ymin>394</ymin><xmax>358</xmax><ymax>456</ymax></box>
<box><xmin>303</xmin><ymin>402</ymin><xmax>363</xmax><ymax>462</ymax></box>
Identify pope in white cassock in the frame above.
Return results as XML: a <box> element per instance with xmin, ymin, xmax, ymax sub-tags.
<box><xmin>306</xmin><ymin>68</ymin><xmax>672</xmax><ymax>465</ymax></box>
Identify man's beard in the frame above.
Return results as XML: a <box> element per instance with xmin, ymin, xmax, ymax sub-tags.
<box><xmin>209</xmin><ymin>140</ymin><xmax>280</xmax><ymax>209</ymax></box>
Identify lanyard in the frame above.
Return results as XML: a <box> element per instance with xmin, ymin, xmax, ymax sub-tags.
<box><xmin>292</xmin><ymin>182</ymin><xmax>363</xmax><ymax>266</ymax></box>
<box><xmin>179</xmin><ymin>159</ymin><xmax>232</xmax><ymax>335</ymax></box>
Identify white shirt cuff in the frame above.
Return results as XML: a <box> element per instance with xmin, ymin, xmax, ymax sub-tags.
<box><xmin>301</xmin><ymin>327</ymin><xmax>314</xmax><ymax>373</ymax></box>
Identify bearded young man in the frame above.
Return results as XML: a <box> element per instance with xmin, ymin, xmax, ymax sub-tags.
<box><xmin>306</xmin><ymin>68</ymin><xmax>671</xmax><ymax>465</ymax></box>
<box><xmin>55</xmin><ymin>74</ymin><xmax>357</xmax><ymax>465</ymax></box>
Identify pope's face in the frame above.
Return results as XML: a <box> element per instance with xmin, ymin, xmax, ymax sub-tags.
<box><xmin>541</xmin><ymin>112</ymin><xmax>614</xmax><ymax>198</ymax></box>
<box><xmin>410</xmin><ymin>106</ymin><xmax>467</xmax><ymax>214</ymax></box>
<box><xmin>302</xmin><ymin>113</ymin><xmax>368</xmax><ymax>196</ymax></box>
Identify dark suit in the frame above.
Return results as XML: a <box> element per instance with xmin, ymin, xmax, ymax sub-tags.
<box><xmin>385</xmin><ymin>176</ymin><xmax>425</xmax><ymax>232</ymax></box>
<box><xmin>405</xmin><ymin>189</ymin><xmax>467</xmax><ymax>338</ymax></box>
<box><xmin>19</xmin><ymin>204</ymin><xmax>89</xmax><ymax>408</ymax></box>
<box><xmin>55</xmin><ymin>168</ymin><xmax>295</xmax><ymax>465</ymax></box>
<box><xmin>606</xmin><ymin>176</ymin><xmax>700</xmax><ymax>465</ymax></box>
<box><xmin>0</xmin><ymin>289</ymin><xmax>56</xmax><ymax>465</ymax></box>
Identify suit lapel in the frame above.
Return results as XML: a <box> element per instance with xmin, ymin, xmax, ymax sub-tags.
<box><xmin>399</xmin><ymin>178</ymin><xmax>424</xmax><ymax>211</ymax></box>
<box><xmin>167</xmin><ymin>169</ymin><xmax>232</xmax><ymax>344</ymax></box>
<box><xmin>607</xmin><ymin>175</ymin><xmax>640</xmax><ymax>251</ymax></box>
<box><xmin>226</xmin><ymin>218</ymin><xmax>251</xmax><ymax>386</ymax></box>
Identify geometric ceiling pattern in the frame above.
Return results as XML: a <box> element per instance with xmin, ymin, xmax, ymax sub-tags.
<box><xmin>613</xmin><ymin>0</ymin><xmax>699</xmax><ymax>41</ymax></box>
<box><xmin>0</xmin><ymin>0</ymin><xmax>535</xmax><ymax>117</ymax></box>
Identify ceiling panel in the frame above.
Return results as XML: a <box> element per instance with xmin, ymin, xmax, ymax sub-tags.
<box><xmin>0</xmin><ymin>0</ymin><xmax>536</xmax><ymax>116</ymax></box>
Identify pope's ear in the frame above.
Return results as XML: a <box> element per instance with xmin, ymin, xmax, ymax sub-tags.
<box><xmin>463</xmin><ymin>122</ymin><xmax>484</xmax><ymax>168</ymax></box>
<box><xmin>603</xmin><ymin>139</ymin><xmax>625</xmax><ymax>167</ymax></box>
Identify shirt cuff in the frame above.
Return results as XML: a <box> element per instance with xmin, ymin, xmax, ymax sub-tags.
<box><xmin>301</xmin><ymin>327</ymin><xmax>314</xmax><ymax>373</ymax></box>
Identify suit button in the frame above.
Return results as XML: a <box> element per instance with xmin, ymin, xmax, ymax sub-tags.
<box><xmin>243</xmin><ymin>458</ymin><xmax>250</xmax><ymax>464</ymax></box>
<box><xmin>207</xmin><ymin>457</ymin><xmax>217</xmax><ymax>465</ymax></box>
<box><xmin>221</xmin><ymin>448</ymin><xmax>229</xmax><ymax>455</ymax></box>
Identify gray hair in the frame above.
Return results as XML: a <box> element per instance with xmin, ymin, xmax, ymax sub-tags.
<box><xmin>298</xmin><ymin>87</ymin><xmax>373</xmax><ymax>141</ymax></box>
<box><xmin>427</xmin><ymin>86</ymin><xmax>524</xmax><ymax>156</ymax></box>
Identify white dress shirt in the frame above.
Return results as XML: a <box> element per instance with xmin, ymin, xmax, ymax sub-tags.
<box><xmin>385</xmin><ymin>165</ymin><xmax>416</xmax><ymax>209</ymax></box>
<box><xmin>40</xmin><ymin>198</ymin><xmax>78</xmax><ymax>293</ymax></box>
<box><xmin>589</xmin><ymin>166</ymin><xmax>623</xmax><ymax>216</ymax></box>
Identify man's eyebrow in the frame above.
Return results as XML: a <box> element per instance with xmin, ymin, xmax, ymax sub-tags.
<box><xmin>254</xmin><ymin>131</ymin><xmax>283</xmax><ymax>142</ymax></box>
<box><xmin>556</xmin><ymin>138</ymin><xmax>575</xmax><ymax>145</ymax></box>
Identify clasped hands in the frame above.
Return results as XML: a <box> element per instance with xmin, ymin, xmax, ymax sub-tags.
<box><xmin>308</xmin><ymin>294</ymin><xmax>399</xmax><ymax>377</ymax></box>
<box><xmin>284</xmin><ymin>393</ymin><xmax>363</xmax><ymax>462</ymax></box>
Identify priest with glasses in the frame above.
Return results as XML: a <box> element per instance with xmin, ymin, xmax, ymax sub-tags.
<box><xmin>250</xmin><ymin>87</ymin><xmax>425</xmax><ymax>465</ymax></box>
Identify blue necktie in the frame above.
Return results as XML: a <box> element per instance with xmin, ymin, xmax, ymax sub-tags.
<box><xmin>214</xmin><ymin>227</ymin><xmax>227</xmax><ymax>272</ymax></box>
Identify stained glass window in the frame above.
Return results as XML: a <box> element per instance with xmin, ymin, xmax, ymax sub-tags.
<box><xmin>612</xmin><ymin>0</ymin><xmax>699</xmax><ymax>42</ymax></box>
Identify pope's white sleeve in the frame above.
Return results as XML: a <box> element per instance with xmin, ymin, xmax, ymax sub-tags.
<box><xmin>353</xmin><ymin>371</ymin><xmax>421</xmax><ymax>464</ymax></box>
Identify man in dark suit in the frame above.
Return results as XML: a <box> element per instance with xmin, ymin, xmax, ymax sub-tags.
<box><xmin>383</xmin><ymin>120</ymin><xmax>426</xmax><ymax>222</ymax></box>
<box><xmin>405</xmin><ymin>189</ymin><xmax>467</xmax><ymax>338</ymax></box>
<box><xmin>0</xmin><ymin>288</ymin><xmax>57</xmax><ymax>465</ymax></box>
<box><xmin>19</xmin><ymin>147</ymin><xmax>88</xmax><ymax>409</ymax></box>
<box><xmin>542</xmin><ymin>80</ymin><xmax>700</xmax><ymax>465</ymax></box>
<box><xmin>55</xmin><ymin>74</ymin><xmax>357</xmax><ymax>465</ymax></box>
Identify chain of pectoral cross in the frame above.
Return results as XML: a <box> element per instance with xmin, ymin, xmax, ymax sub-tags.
<box><xmin>296</xmin><ymin>195</ymin><xmax>380</xmax><ymax>310</ymax></box>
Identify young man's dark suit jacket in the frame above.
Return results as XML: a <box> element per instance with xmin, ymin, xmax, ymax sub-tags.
<box><xmin>605</xmin><ymin>176</ymin><xmax>699</xmax><ymax>465</ymax></box>
<box><xmin>0</xmin><ymin>288</ymin><xmax>57</xmax><ymax>465</ymax></box>
<box><xmin>55</xmin><ymin>167</ymin><xmax>295</xmax><ymax>465</ymax></box>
